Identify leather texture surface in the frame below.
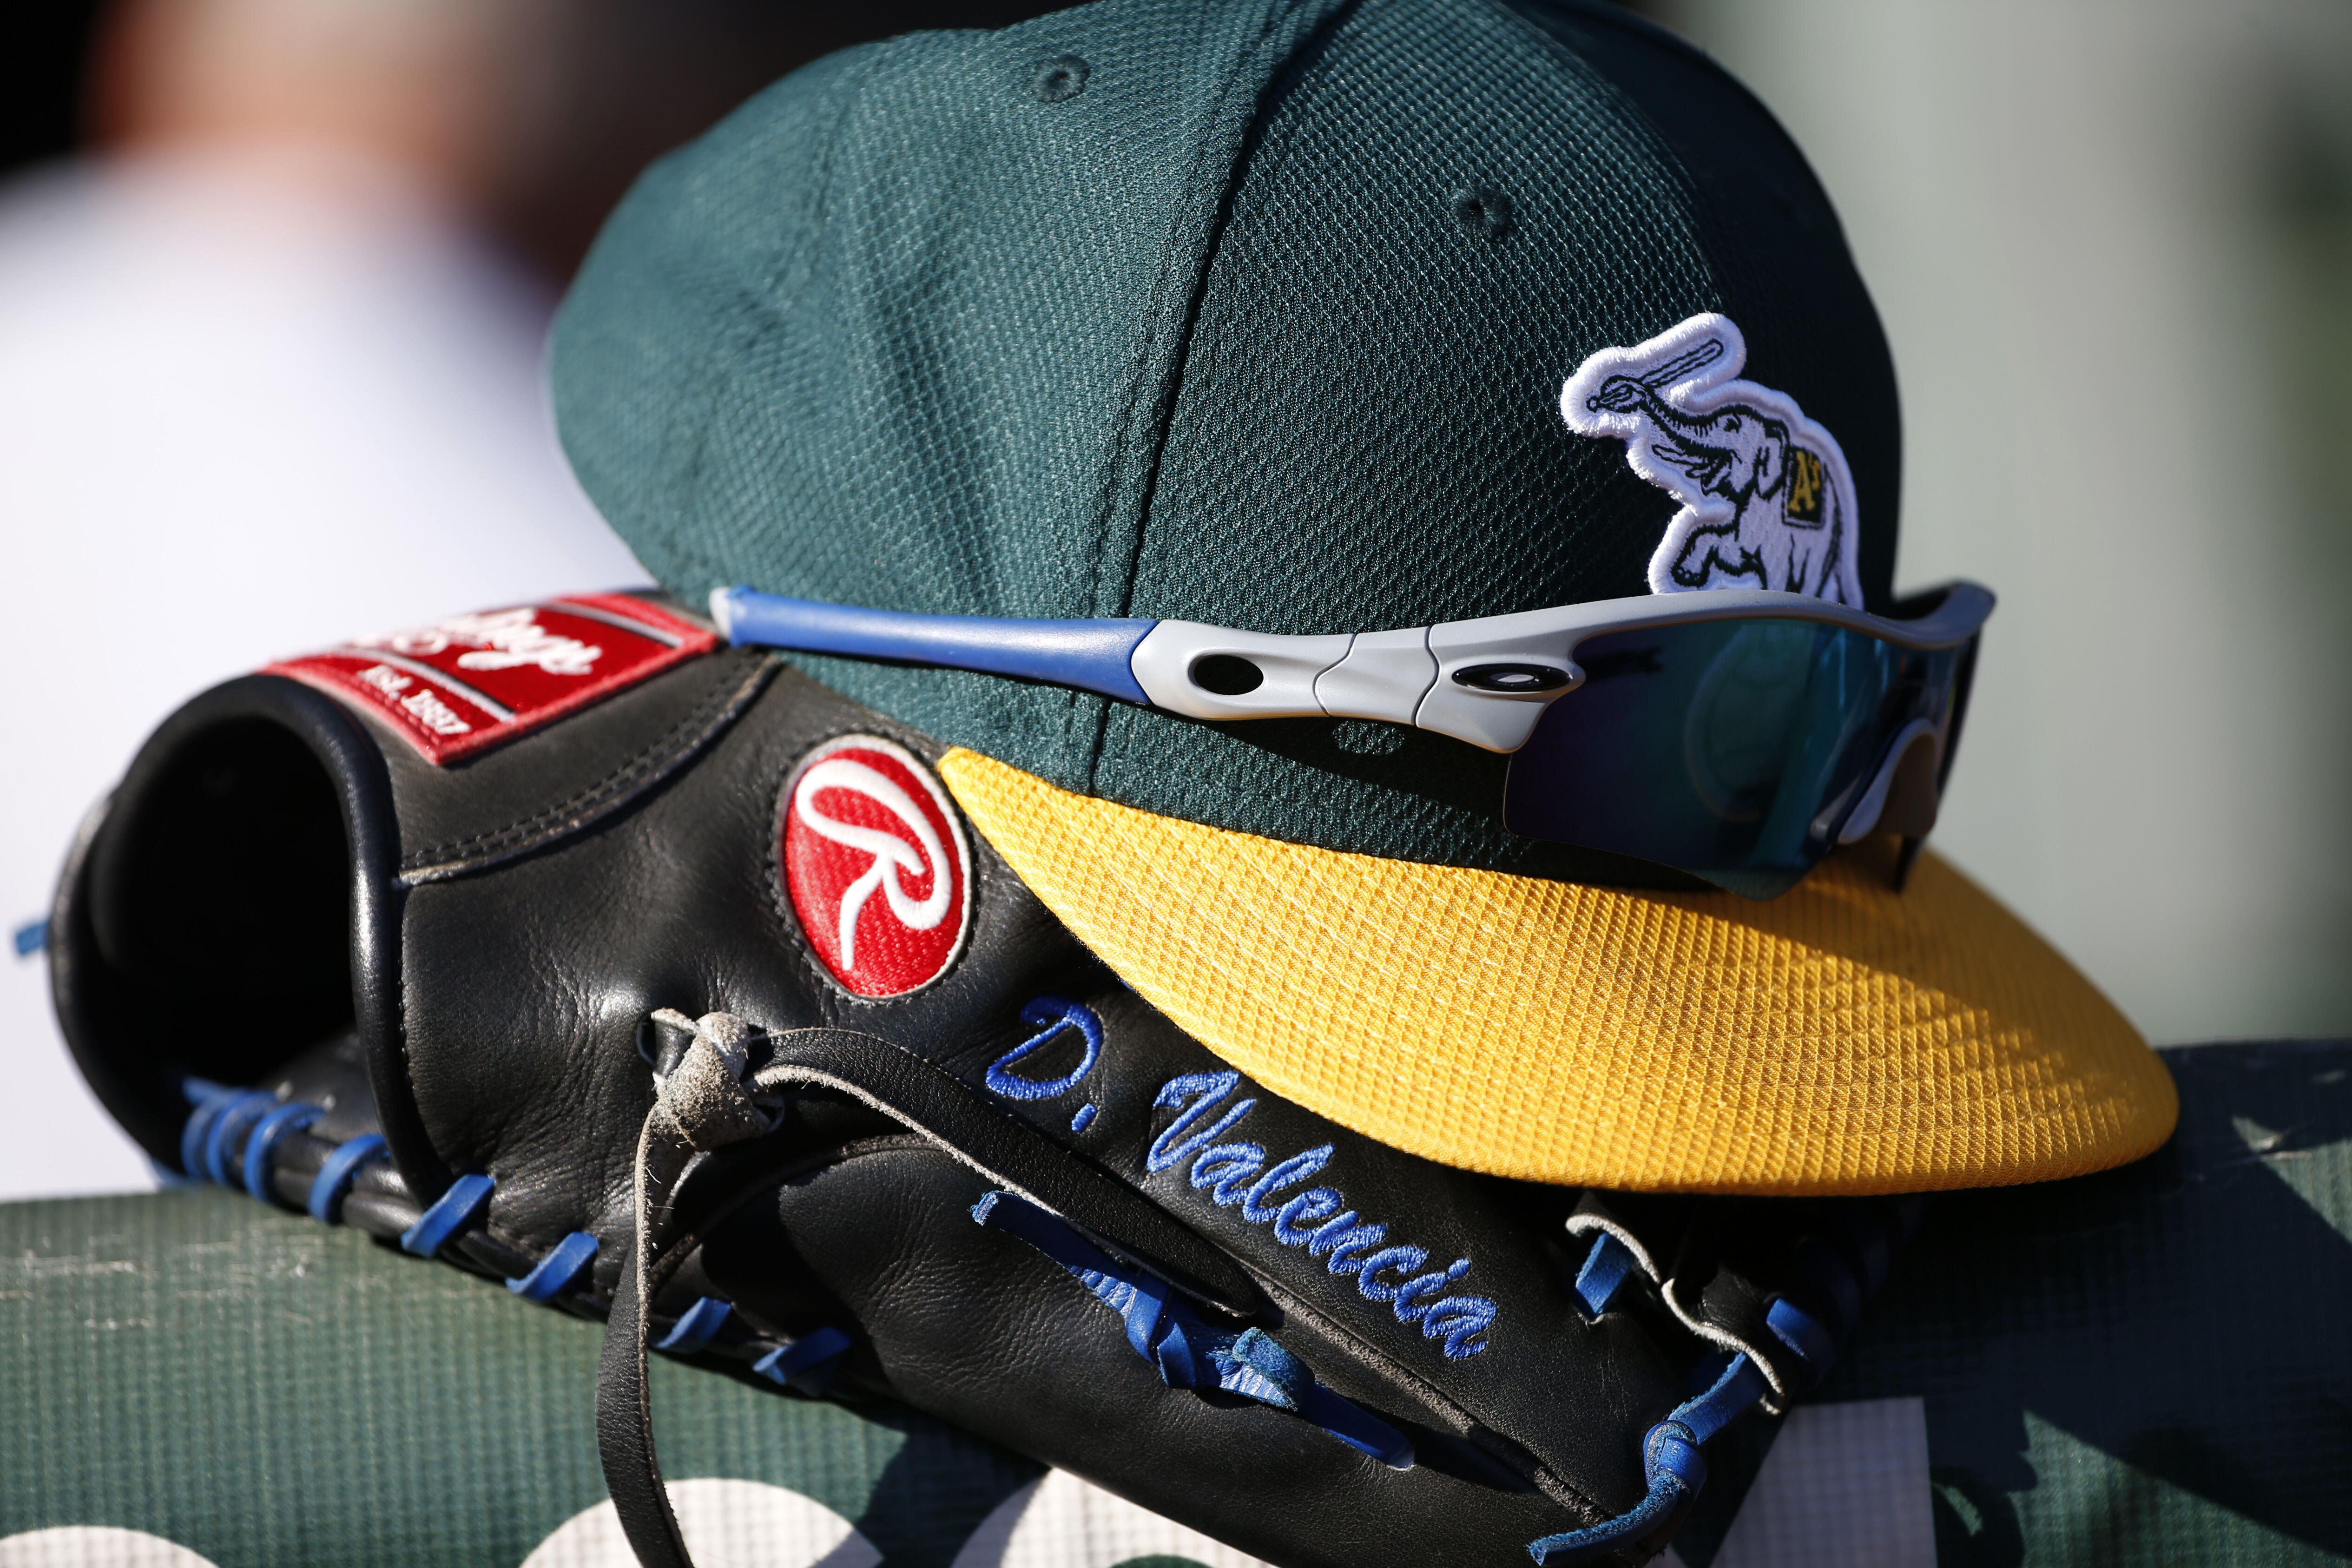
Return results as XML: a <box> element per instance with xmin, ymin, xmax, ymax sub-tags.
<box><xmin>51</xmin><ymin>604</ymin><xmax>1904</xmax><ymax>1568</ymax></box>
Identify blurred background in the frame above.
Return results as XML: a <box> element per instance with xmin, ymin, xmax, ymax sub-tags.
<box><xmin>0</xmin><ymin>0</ymin><xmax>1060</xmax><ymax>1198</ymax></box>
<box><xmin>1</xmin><ymin>0</ymin><xmax>2346</xmax><ymax>1199</ymax></box>
<box><xmin>1639</xmin><ymin>0</ymin><xmax>2352</xmax><ymax>1046</ymax></box>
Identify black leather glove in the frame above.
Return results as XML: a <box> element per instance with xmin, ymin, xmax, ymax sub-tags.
<box><xmin>52</xmin><ymin>593</ymin><xmax>1914</xmax><ymax>1568</ymax></box>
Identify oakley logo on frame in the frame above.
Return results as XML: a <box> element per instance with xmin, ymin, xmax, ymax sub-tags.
<box><xmin>1561</xmin><ymin>312</ymin><xmax>1862</xmax><ymax>606</ymax></box>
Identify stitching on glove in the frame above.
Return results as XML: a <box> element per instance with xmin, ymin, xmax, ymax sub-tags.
<box><xmin>1147</xmin><ymin>1069</ymin><xmax>1500</xmax><ymax>1359</ymax></box>
<box><xmin>753</xmin><ymin>1327</ymin><xmax>852</xmax><ymax>1392</ymax></box>
<box><xmin>199</xmin><ymin>1092</ymin><xmax>279</xmax><ymax>1186</ymax></box>
<box><xmin>1525</xmin><ymin>1199</ymin><xmax>1917</xmax><ymax>1563</ymax></box>
<box><xmin>1564</xmin><ymin>1204</ymin><xmax>1663</xmax><ymax>1287</ymax></box>
<box><xmin>591</xmin><ymin>1002</ymin><xmax>1266</xmax><ymax>1568</ymax></box>
<box><xmin>971</xmin><ymin>1188</ymin><xmax>1416</xmax><ymax>1469</ymax></box>
<box><xmin>744</xmin><ymin>1028</ymin><xmax>1262</xmax><ymax>1315</ymax></box>
<box><xmin>401</xmin><ymin>1172</ymin><xmax>496</xmax><ymax>1257</ymax></box>
<box><xmin>308</xmin><ymin>1133</ymin><xmax>389</xmax><ymax>1225</ymax></box>
<box><xmin>510</xmin><ymin>1232</ymin><xmax>602</xmax><ymax>1303</ymax></box>
<box><xmin>177</xmin><ymin>1082</ymin><xmax>771</xmax><ymax>1344</ymax></box>
<box><xmin>1572</xmin><ymin>1231</ymin><xmax>1640</xmax><ymax>1318</ymax></box>
<box><xmin>1660</xmin><ymin>1263</ymin><xmax>1784</xmax><ymax>1404</ymax></box>
<box><xmin>652</xmin><ymin>1296</ymin><xmax>732</xmax><ymax>1354</ymax></box>
<box><xmin>1525</xmin><ymin>1352</ymin><xmax>1766</xmax><ymax>1564</ymax></box>
<box><xmin>1764</xmin><ymin>1296</ymin><xmax>1836</xmax><ymax>1378</ymax></box>
<box><xmin>398</xmin><ymin>654</ymin><xmax>777</xmax><ymax>883</ymax></box>
<box><xmin>984</xmin><ymin>996</ymin><xmax>1103</xmax><ymax>1101</ymax></box>
<box><xmin>1144</xmin><ymin>1070</ymin><xmax>1257</xmax><ymax>1173</ymax></box>
<box><xmin>241</xmin><ymin>1101</ymin><xmax>323</xmax><ymax>1201</ymax></box>
<box><xmin>171</xmin><ymin>1079</ymin><xmax>822</xmax><ymax>1369</ymax></box>
<box><xmin>601</xmin><ymin>1028</ymin><xmax>879</xmax><ymax>1568</ymax></box>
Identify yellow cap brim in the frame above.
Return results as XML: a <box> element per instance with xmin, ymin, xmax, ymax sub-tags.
<box><xmin>939</xmin><ymin>748</ymin><xmax>2177</xmax><ymax>1196</ymax></box>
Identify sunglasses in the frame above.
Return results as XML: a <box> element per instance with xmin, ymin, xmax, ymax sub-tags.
<box><xmin>710</xmin><ymin>581</ymin><xmax>1992</xmax><ymax>900</ymax></box>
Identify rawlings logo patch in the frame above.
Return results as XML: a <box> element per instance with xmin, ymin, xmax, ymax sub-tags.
<box><xmin>782</xmin><ymin>736</ymin><xmax>972</xmax><ymax>999</ymax></box>
<box><xmin>1561</xmin><ymin>312</ymin><xmax>1861</xmax><ymax>605</ymax></box>
<box><xmin>266</xmin><ymin>593</ymin><xmax>717</xmax><ymax>764</ymax></box>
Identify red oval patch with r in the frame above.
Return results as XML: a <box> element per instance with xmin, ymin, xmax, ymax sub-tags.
<box><xmin>781</xmin><ymin>736</ymin><xmax>972</xmax><ymax>997</ymax></box>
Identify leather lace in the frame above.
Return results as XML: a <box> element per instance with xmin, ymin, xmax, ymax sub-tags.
<box><xmin>596</xmin><ymin>1009</ymin><xmax>1267</xmax><ymax>1568</ymax></box>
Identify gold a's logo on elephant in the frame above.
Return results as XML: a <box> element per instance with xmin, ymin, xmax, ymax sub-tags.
<box><xmin>1560</xmin><ymin>313</ymin><xmax>1860</xmax><ymax>605</ymax></box>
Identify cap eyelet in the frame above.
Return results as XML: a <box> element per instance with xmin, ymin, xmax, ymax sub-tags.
<box><xmin>1031</xmin><ymin>56</ymin><xmax>1090</xmax><ymax>104</ymax></box>
<box><xmin>1450</xmin><ymin>186</ymin><xmax>1515</xmax><ymax>240</ymax></box>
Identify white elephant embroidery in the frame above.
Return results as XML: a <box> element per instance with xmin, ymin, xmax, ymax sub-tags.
<box><xmin>1561</xmin><ymin>313</ymin><xmax>1862</xmax><ymax>606</ymax></box>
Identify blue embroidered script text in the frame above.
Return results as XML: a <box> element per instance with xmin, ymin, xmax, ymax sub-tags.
<box><xmin>1148</xmin><ymin>1071</ymin><xmax>1497</xmax><ymax>1358</ymax></box>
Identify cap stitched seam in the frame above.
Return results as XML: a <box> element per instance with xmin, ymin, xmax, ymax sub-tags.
<box><xmin>1076</xmin><ymin>0</ymin><xmax>1361</xmax><ymax>797</ymax></box>
<box><xmin>665</xmin><ymin>46</ymin><xmax>883</xmax><ymax>603</ymax></box>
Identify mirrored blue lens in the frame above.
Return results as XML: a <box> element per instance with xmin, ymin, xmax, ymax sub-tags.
<box><xmin>1502</xmin><ymin>618</ymin><xmax>1966</xmax><ymax>898</ymax></box>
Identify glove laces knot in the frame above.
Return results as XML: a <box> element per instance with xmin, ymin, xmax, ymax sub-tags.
<box><xmin>648</xmin><ymin>1008</ymin><xmax>767</xmax><ymax>1151</ymax></box>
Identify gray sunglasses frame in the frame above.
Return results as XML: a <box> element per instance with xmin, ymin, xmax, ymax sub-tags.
<box><xmin>712</xmin><ymin>581</ymin><xmax>1994</xmax><ymax>755</ymax></box>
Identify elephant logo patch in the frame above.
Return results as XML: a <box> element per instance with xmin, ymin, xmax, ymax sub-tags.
<box><xmin>1561</xmin><ymin>313</ymin><xmax>1861</xmax><ymax>605</ymax></box>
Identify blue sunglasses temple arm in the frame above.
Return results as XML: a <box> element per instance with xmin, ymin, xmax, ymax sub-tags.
<box><xmin>710</xmin><ymin>581</ymin><xmax>1994</xmax><ymax>758</ymax></box>
<box><xmin>711</xmin><ymin>586</ymin><xmax>1158</xmax><ymax>706</ymax></box>
<box><xmin>713</xmin><ymin>587</ymin><xmax>1426</xmax><ymax>736</ymax></box>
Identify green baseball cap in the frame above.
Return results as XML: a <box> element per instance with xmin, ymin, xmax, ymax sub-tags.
<box><xmin>550</xmin><ymin>0</ymin><xmax>2175</xmax><ymax>1195</ymax></box>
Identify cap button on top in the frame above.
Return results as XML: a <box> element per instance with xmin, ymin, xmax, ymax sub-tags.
<box><xmin>1450</xmin><ymin>186</ymin><xmax>1515</xmax><ymax>240</ymax></box>
<box><xmin>1031</xmin><ymin>55</ymin><xmax>1090</xmax><ymax>103</ymax></box>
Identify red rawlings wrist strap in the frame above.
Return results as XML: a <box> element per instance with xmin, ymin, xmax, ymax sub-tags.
<box><xmin>265</xmin><ymin>593</ymin><xmax>718</xmax><ymax>764</ymax></box>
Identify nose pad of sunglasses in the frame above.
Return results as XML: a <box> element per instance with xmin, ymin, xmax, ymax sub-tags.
<box><xmin>1836</xmin><ymin>720</ymin><xmax>1943</xmax><ymax>846</ymax></box>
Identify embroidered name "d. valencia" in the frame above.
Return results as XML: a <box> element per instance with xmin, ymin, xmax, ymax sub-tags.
<box><xmin>1148</xmin><ymin>1071</ymin><xmax>1497</xmax><ymax>1359</ymax></box>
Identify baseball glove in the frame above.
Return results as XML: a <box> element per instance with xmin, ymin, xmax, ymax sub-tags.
<box><xmin>52</xmin><ymin>593</ymin><xmax>1914</xmax><ymax>1568</ymax></box>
